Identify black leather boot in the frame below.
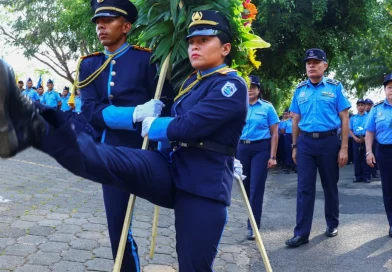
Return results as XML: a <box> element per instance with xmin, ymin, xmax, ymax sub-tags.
<box><xmin>0</xmin><ymin>59</ymin><xmax>47</xmax><ymax>158</ymax></box>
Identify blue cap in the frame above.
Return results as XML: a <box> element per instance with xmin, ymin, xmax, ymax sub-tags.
<box><xmin>27</xmin><ymin>77</ymin><xmax>32</xmax><ymax>82</ymax></box>
<box><xmin>91</xmin><ymin>0</ymin><xmax>138</xmax><ymax>24</ymax></box>
<box><xmin>364</xmin><ymin>98</ymin><xmax>373</xmax><ymax>104</ymax></box>
<box><xmin>249</xmin><ymin>75</ymin><xmax>261</xmax><ymax>87</ymax></box>
<box><xmin>383</xmin><ymin>73</ymin><xmax>392</xmax><ymax>86</ymax></box>
<box><xmin>47</xmin><ymin>79</ymin><xmax>53</xmax><ymax>84</ymax></box>
<box><xmin>356</xmin><ymin>99</ymin><xmax>365</xmax><ymax>104</ymax></box>
<box><xmin>63</xmin><ymin>86</ymin><xmax>70</xmax><ymax>91</ymax></box>
<box><xmin>186</xmin><ymin>10</ymin><xmax>232</xmax><ymax>40</ymax></box>
<box><xmin>303</xmin><ymin>48</ymin><xmax>327</xmax><ymax>62</ymax></box>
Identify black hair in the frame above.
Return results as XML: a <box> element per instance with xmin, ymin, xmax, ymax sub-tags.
<box><xmin>18</xmin><ymin>80</ymin><xmax>23</xmax><ymax>84</ymax></box>
<box><xmin>217</xmin><ymin>32</ymin><xmax>233</xmax><ymax>66</ymax></box>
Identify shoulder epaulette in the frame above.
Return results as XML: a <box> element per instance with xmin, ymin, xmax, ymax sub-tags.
<box><xmin>296</xmin><ymin>80</ymin><xmax>307</xmax><ymax>88</ymax></box>
<box><xmin>80</xmin><ymin>52</ymin><xmax>103</xmax><ymax>60</ymax></box>
<box><xmin>374</xmin><ymin>100</ymin><xmax>384</xmax><ymax>107</ymax></box>
<box><xmin>261</xmin><ymin>99</ymin><xmax>271</xmax><ymax>104</ymax></box>
<box><xmin>218</xmin><ymin>68</ymin><xmax>237</xmax><ymax>75</ymax></box>
<box><xmin>133</xmin><ymin>45</ymin><xmax>153</xmax><ymax>53</ymax></box>
<box><xmin>326</xmin><ymin>78</ymin><xmax>340</xmax><ymax>85</ymax></box>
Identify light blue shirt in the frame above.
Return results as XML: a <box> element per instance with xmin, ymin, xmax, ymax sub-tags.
<box><xmin>42</xmin><ymin>91</ymin><xmax>61</xmax><ymax>108</ymax></box>
<box><xmin>365</xmin><ymin>99</ymin><xmax>392</xmax><ymax>144</ymax></box>
<box><xmin>21</xmin><ymin>88</ymin><xmax>39</xmax><ymax>101</ymax></box>
<box><xmin>60</xmin><ymin>94</ymin><xmax>71</xmax><ymax>111</ymax></box>
<box><xmin>38</xmin><ymin>94</ymin><xmax>44</xmax><ymax>102</ymax></box>
<box><xmin>289</xmin><ymin>77</ymin><xmax>351</xmax><ymax>132</ymax></box>
<box><xmin>349</xmin><ymin>112</ymin><xmax>368</xmax><ymax>136</ymax></box>
<box><xmin>283</xmin><ymin>118</ymin><xmax>293</xmax><ymax>134</ymax></box>
<box><xmin>240</xmin><ymin>99</ymin><xmax>280</xmax><ymax>141</ymax></box>
<box><xmin>73</xmin><ymin>96</ymin><xmax>82</xmax><ymax>113</ymax></box>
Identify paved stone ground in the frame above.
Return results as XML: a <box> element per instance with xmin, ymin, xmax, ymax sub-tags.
<box><xmin>0</xmin><ymin>148</ymin><xmax>391</xmax><ymax>271</ymax></box>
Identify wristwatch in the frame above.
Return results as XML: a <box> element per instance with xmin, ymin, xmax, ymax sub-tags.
<box><xmin>291</xmin><ymin>144</ymin><xmax>297</xmax><ymax>149</ymax></box>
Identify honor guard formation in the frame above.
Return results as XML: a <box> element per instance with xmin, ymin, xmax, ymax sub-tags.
<box><xmin>1</xmin><ymin>0</ymin><xmax>392</xmax><ymax>271</ymax></box>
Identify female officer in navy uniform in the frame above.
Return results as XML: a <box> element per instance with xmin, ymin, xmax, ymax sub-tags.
<box><xmin>236</xmin><ymin>75</ymin><xmax>279</xmax><ymax>240</ymax></box>
<box><xmin>366</xmin><ymin>73</ymin><xmax>392</xmax><ymax>238</ymax></box>
<box><xmin>0</xmin><ymin>10</ymin><xmax>247</xmax><ymax>272</ymax></box>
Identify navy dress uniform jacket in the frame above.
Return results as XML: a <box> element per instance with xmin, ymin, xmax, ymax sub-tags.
<box><xmin>80</xmin><ymin>45</ymin><xmax>172</xmax><ymax>146</ymax></box>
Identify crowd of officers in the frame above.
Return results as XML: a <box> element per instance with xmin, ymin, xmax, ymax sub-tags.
<box><xmin>17</xmin><ymin>78</ymin><xmax>81</xmax><ymax>113</ymax></box>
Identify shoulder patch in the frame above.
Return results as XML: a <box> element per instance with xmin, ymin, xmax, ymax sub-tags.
<box><xmin>80</xmin><ymin>52</ymin><xmax>103</xmax><ymax>60</ymax></box>
<box><xmin>374</xmin><ymin>100</ymin><xmax>384</xmax><ymax>107</ymax></box>
<box><xmin>221</xmin><ymin>82</ymin><xmax>238</xmax><ymax>97</ymax></box>
<box><xmin>296</xmin><ymin>80</ymin><xmax>307</xmax><ymax>88</ymax></box>
<box><xmin>261</xmin><ymin>99</ymin><xmax>271</xmax><ymax>104</ymax></box>
<box><xmin>326</xmin><ymin>78</ymin><xmax>340</xmax><ymax>85</ymax></box>
<box><xmin>133</xmin><ymin>45</ymin><xmax>153</xmax><ymax>53</ymax></box>
<box><xmin>218</xmin><ymin>68</ymin><xmax>237</xmax><ymax>75</ymax></box>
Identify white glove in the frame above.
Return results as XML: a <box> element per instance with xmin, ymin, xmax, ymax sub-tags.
<box><xmin>141</xmin><ymin>117</ymin><xmax>157</xmax><ymax>137</ymax></box>
<box><xmin>234</xmin><ymin>158</ymin><xmax>246</xmax><ymax>181</ymax></box>
<box><xmin>133</xmin><ymin>99</ymin><xmax>165</xmax><ymax>123</ymax></box>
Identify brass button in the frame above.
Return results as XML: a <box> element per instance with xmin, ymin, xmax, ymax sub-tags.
<box><xmin>110</xmin><ymin>82</ymin><xmax>115</xmax><ymax>87</ymax></box>
<box><xmin>111</xmin><ymin>60</ymin><xmax>116</xmax><ymax>65</ymax></box>
<box><xmin>111</xmin><ymin>71</ymin><xmax>116</xmax><ymax>76</ymax></box>
<box><xmin>109</xmin><ymin>95</ymin><xmax>114</xmax><ymax>99</ymax></box>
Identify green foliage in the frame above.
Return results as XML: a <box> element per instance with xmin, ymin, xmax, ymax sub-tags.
<box><xmin>250</xmin><ymin>0</ymin><xmax>389</xmax><ymax>112</ymax></box>
<box><xmin>132</xmin><ymin>0</ymin><xmax>270</xmax><ymax>91</ymax></box>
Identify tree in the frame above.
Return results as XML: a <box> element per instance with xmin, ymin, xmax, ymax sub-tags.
<box><xmin>0</xmin><ymin>0</ymin><xmax>98</xmax><ymax>84</ymax></box>
<box><xmin>250</xmin><ymin>0</ymin><xmax>390</xmax><ymax>112</ymax></box>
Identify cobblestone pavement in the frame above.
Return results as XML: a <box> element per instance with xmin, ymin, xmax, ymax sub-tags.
<box><xmin>0</xmin><ymin>148</ymin><xmax>391</xmax><ymax>271</ymax></box>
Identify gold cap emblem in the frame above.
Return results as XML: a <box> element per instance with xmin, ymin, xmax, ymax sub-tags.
<box><xmin>97</xmin><ymin>0</ymin><xmax>104</xmax><ymax>3</ymax></box>
<box><xmin>192</xmin><ymin>12</ymin><xmax>203</xmax><ymax>22</ymax></box>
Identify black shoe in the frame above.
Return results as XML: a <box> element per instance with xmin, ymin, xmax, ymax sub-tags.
<box><xmin>389</xmin><ymin>227</ymin><xmax>392</xmax><ymax>238</ymax></box>
<box><xmin>364</xmin><ymin>179</ymin><xmax>371</xmax><ymax>183</ymax></box>
<box><xmin>247</xmin><ymin>229</ymin><xmax>255</xmax><ymax>240</ymax></box>
<box><xmin>0</xmin><ymin>59</ymin><xmax>46</xmax><ymax>158</ymax></box>
<box><xmin>325</xmin><ymin>227</ymin><xmax>338</xmax><ymax>237</ymax></box>
<box><xmin>353</xmin><ymin>178</ymin><xmax>362</xmax><ymax>183</ymax></box>
<box><xmin>285</xmin><ymin>236</ymin><xmax>309</xmax><ymax>247</ymax></box>
<box><xmin>372</xmin><ymin>174</ymin><xmax>380</xmax><ymax>179</ymax></box>
<box><xmin>284</xmin><ymin>170</ymin><xmax>291</xmax><ymax>174</ymax></box>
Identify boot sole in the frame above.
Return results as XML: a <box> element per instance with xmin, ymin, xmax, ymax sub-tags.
<box><xmin>0</xmin><ymin>60</ymin><xmax>18</xmax><ymax>158</ymax></box>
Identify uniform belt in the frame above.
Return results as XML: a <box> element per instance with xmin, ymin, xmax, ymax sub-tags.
<box><xmin>378</xmin><ymin>143</ymin><xmax>392</xmax><ymax>148</ymax></box>
<box><xmin>355</xmin><ymin>135</ymin><xmax>365</xmax><ymax>138</ymax></box>
<box><xmin>301</xmin><ymin>129</ymin><xmax>337</xmax><ymax>139</ymax></box>
<box><xmin>240</xmin><ymin>139</ymin><xmax>269</xmax><ymax>144</ymax></box>
<box><xmin>172</xmin><ymin>141</ymin><xmax>236</xmax><ymax>156</ymax></box>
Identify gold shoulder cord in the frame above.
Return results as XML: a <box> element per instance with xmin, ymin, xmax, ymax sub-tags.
<box><xmin>174</xmin><ymin>66</ymin><xmax>229</xmax><ymax>101</ymax></box>
<box><xmin>68</xmin><ymin>44</ymin><xmax>131</xmax><ymax>106</ymax></box>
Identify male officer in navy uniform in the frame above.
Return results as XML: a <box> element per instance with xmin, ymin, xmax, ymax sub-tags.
<box><xmin>286</xmin><ymin>49</ymin><xmax>351</xmax><ymax>247</ymax></box>
<box><xmin>74</xmin><ymin>0</ymin><xmax>172</xmax><ymax>271</ymax></box>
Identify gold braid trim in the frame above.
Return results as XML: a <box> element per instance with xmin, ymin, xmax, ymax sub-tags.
<box><xmin>68</xmin><ymin>44</ymin><xmax>131</xmax><ymax>107</ymax></box>
<box><xmin>174</xmin><ymin>66</ymin><xmax>231</xmax><ymax>101</ymax></box>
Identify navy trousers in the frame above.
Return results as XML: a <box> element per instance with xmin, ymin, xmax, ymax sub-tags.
<box><xmin>348</xmin><ymin>137</ymin><xmax>354</xmax><ymax>164</ymax></box>
<box><xmin>377</xmin><ymin>144</ymin><xmax>392</xmax><ymax>226</ymax></box>
<box><xmin>294</xmin><ymin>134</ymin><xmax>340</xmax><ymax>237</ymax></box>
<box><xmin>372</xmin><ymin>140</ymin><xmax>379</xmax><ymax>176</ymax></box>
<box><xmin>277</xmin><ymin>134</ymin><xmax>285</xmax><ymax>164</ymax></box>
<box><xmin>352</xmin><ymin>140</ymin><xmax>371</xmax><ymax>181</ymax></box>
<box><xmin>236</xmin><ymin>140</ymin><xmax>270</xmax><ymax>230</ymax></box>
<box><xmin>39</xmin><ymin>119</ymin><xmax>227</xmax><ymax>271</ymax></box>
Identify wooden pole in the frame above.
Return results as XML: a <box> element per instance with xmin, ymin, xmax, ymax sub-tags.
<box><xmin>235</xmin><ymin>175</ymin><xmax>273</xmax><ymax>272</ymax></box>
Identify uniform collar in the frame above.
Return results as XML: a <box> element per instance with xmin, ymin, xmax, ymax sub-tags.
<box><xmin>199</xmin><ymin>64</ymin><xmax>227</xmax><ymax>76</ymax></box>
<box><xmin>307</xmin><ymin>76</ymin><xmax>326</xmax><ymax>87</ymax></box>
<box><xmin>385</xmin><ymin>98</ymin><xmax>392</xmax><ymax>106</ymax></box>
<box><xmin>104</xmin><ymin>42</ymin><xmax>131</xmax><ymax>55</ymax></box>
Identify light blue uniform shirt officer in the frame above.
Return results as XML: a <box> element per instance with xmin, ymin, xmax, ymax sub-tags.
<box><xmin>21</xmin><ymin>88</ymin><xmax>40</xmax><ymax>101</ymax></box>
<box><xmin>73</xmin><ymin>96</ymin><xmax>82</xmax><ymax>113</ymax></box>
<box><xmin>60</xmin><ymin>93</ymin><xmax>71</xmax><ymax>112</ymax></box>
<box><xmin>289</xmin><ymin>77</ymin><xmax>351</xmax><ymax>132</ymax></box>
<box><xmin>42</xmin><ymin>91</ymin><xmax>61</xmax><ymax>108</ymax></box>
<box><xmin>283</xmin><ymin>118</ymin><xmax>293</xmax><ymax>134</ymax></box>
<box><xmin>349</xmin><ymin>112</ymin><xmax>368</xmax><ymax>136</ymax></box>
<box><xmin>366</xmin><ymin>99</ymin><xmax>392</xmax><ymax>144</ymax></box>
<box><xmin>240</xmin><ymin>99</ymin><xmax>280</xmax><ymax>141</ymax></box>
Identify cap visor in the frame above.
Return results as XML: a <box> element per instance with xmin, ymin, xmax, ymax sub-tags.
<box><xmin>303</xmin><ymin>57</ymin><xmax>326</xmax><ymax>63</ymax></box>
<box><xmin>186</xmin><ymin>29</ymin><xmax>221</xmax><ymax>39</ymax></box>
<box><xmin>91</xmin><ymin>12</ymin><xmax>118</xmax><ymax>22</ymax></box>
